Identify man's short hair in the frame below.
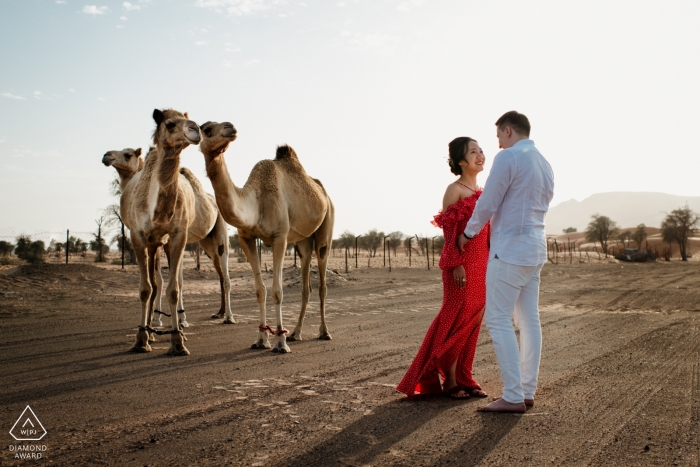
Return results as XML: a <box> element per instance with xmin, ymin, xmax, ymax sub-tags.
<box><xmin>495</xmin><ymin>111</ymin><xmax>530</xmax><ymax>137</ymax></box>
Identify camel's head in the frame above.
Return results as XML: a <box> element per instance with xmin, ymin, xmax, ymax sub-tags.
<box><xmin>152</xmin><ymin>108</ymin><xmax>201</xmax><ymax>149</ymax></box>
<box><xmin>199</xmin><ymin>121</ymin><xmax>237</xmax><ymax>157</ymax></box>
<box><xmin>102</xmin><ymin>148</ymin><xmax>144</xmax><ymax>174</ymax></box>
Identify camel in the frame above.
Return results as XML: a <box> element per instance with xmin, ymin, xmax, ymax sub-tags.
<box><xmin>199</xmin><ymin>120</ymin><xmax>335</xmax><ymax>353</ymax></box>
<box><xmin>104</xmin><ymin>109</ymin><xmax>232</xmax><ymax>355</ymax></box>
<box><xmin>101</xmin><ymin>148</ymin><xmax>234</xmax><ymax>330</ymax></box>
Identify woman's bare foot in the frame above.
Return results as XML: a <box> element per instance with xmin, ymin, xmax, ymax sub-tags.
<box><xmin>444</xmin><ymin>385</ymin><xmax>471</xmax><ymax>399</ymax></box>
<box><xmin>477</xmin><ymin>398</ymin><xmax>526</xmax><ymax>413</ymax></box>
<box><xmin>468</xmin><ymin>388</ymin><xmax>488</xmax><ymax>398</ymax></box>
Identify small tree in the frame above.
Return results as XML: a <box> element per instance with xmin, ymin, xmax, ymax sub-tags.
<box><xmin>617</xmin><ymin>230</ymin><xmax>631</xmax><ymax>249</ymax></box>
<box><xmin>585</xmin><ymin>214</ymin><xmax>618</xmax><ymax>257</ymax></box>
<box><xmin>15</xmin><ymin>235</ymin><xmax>45</xmax><ymax>263</ymax></box>
<box><xmin>91</xmin><ymin>217</ymin><xmax>108</xmax><ymax>262</ymax></box>
<box><xmin>632</xmin><ymin>224</ymin><xmax>647</xmax><ymax>249</ymax></box>
<box><xmin>361</xmin><ymin>229</ymin><xmax>384</xmax><ymax>257</ymax></box>
<box><xmin>562</xmin><ymin>227</ymin><xmax>577</xmax><ymax>234</ymax></box>
<box><xmin>0</xmin><ymin>240</ymin><xmax>14</xmax><ymax>256</ymax></box>
<box><xmin>338</xmin><ymin>230</ymin><xmax>355</xmax><ymax>253</ymax></box>
<box><xmin>388</xmin><ymin>231</ymin><xmax>403</xmax><ymax>257</ymax></box>
<box><xmin>661</xmin><ymin>206</ymin><xmax>699</xmax><ymax>261</ymax></box>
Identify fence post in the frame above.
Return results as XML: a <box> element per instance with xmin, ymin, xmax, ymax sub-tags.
<box><xmin>121</xmin><ymin>221</ymin><xmax>125</xmax><ymax>269</ymax></box>
<box><xmin>294</xmin><ymin>245</ymin><xmax>297</xmax><ymax>267</ymax></box>
<box><xmin>345</xmin><ymin>246</ymin><xmax>349</xmax><ymax>273</ymax></box>
<box><xmin>432</xmin><ymin>236</ymin><xmax>437</xmax><ymax>267</ymax></box>
<box><xmin>355</xmin><ymin>236</ymin><xmax>360</xmax><ymax>269</ymax></box>
<box><xmin>196</xmin><ymin>244</ymin><xmax>201</xmax><ymax>271</ymax></box>
<box><xmin>425</xmin><ymin>238</ymin><xmax>430</xmax><ymax>270</ymax></box>
<box><xmin>66</xmin><ymin>229</ymin><xmax>69</xmax><ymax>264</ymax></box>
<box><xmin>383</xmin><ymin>236</ymin><xmax>390</xmax><ymax>268</ymax></box>
<box><xmin>408</xmin><ymin>237</ymin><xmax>412</xmax><ymax>267</ymax></box>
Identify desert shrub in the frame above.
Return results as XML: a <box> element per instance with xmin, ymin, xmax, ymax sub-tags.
<box><xmin>14</xmin><ymin>235</ymin><xmax>46</xmax><ymax>263</ymax></box>
<box><xmin>0</xmin><ymin>240</ymin><xmax>14</xmax><ymax>256</ymax></box>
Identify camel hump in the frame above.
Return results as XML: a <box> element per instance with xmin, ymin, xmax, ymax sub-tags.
<box><xmin>275</xmin><ymin>145</ymin><xmax>298</xmax><ymax>160</ymax></box>
<box><xmin>179</xmin><ymin>167</ymin><xmax>205</xmax><ymax>191</ymax></box>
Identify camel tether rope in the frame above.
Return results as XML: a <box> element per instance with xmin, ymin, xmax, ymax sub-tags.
<box><xmin>259</xmin><ymin>325</ymin><xmax>288</xmax><ymax>336</ymax></box>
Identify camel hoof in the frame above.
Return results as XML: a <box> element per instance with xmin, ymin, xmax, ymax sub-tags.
<box><xmin>130</xmin><ymin>330</ymin><xmax>152</xmax><ymax>352</ymax></box>
<box><xmin>318</xmin><ymin>333</ymin><xmax>332</xmax><ymax>340</ymax></box>
<box><xmin>272</xmin><ymin>345</ymin><xmax>290</xmax><ymax>353</ymax></box>
<box><xmin>222</xmin><ymin>318</ymin><xmax>236</xmax><ymax>325</ymax></box>
<box><xmin>210</xmin><ymin>313</ymin><xmax>223</xmax><ymax>319</ymax></box>
<box><xmin>166</xmin><ymin>333</ymin><xmax>190</xmax><ymax>356</ymax></box>
<box><xmin>288</xmin><ymin>333</ymin><xmax>302</xmax><ymax>342</ymax></box>
<box><xmin>179</xmin><ymin>320</ymin><xmax>190</xmax><ymax>328</ymax></box>
<box><xmin>251</xmin><ymin>341</ymin><xmax>272</xmax><ymax>349</ymax></box>
<box><xmin>152</xmin><ymin>319</ymin><xmax>163</xmax><ymax>327</ymax></box>
<box><xmin>166</xmin><ymin>346</ymin><xmax>190</xmax><ymax>356</ymax></box>
<box><xmin>148</xmin><ymin>333</ymin><xmax>157</xmax><ymax>343</ymax></box>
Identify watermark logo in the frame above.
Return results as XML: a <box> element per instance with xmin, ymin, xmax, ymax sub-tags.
<box><xmin>9</xmin><ymin>406</ymin><xmax>47</xmax><ymax>441</ymax></box>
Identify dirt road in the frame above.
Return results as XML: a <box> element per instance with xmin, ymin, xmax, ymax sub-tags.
<box><xmin>1</xmin><ymin>260</ymin><xmax>699</xmax><ymax>466</ymax></box>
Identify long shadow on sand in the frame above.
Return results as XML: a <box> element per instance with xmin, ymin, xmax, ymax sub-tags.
<box><xmin>279</xmin><ymin>396</ymin><xmax>455</xmax><ymax>467</ymax></box>
<box><xmin>432</xmin><ymin>412</ymin><xmax>521</xmax><ymax>466</ymax></box>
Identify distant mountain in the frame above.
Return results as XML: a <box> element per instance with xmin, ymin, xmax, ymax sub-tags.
<box><xmin>545</xmin><ymin>192</ymin><xmax>700</xmax><ymax>235</ymax></box>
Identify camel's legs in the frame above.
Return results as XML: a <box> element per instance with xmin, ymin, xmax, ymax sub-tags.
<box><xmin>270</xmin><ymin>236</ymin><xmax>290</xmax><ymax>353</ymax></box>
<box><xmin>130</xmin><ymin>235</ymin><xmax>152</xmax><ymax>353</ymax></box>
<box><xmin>165</xmin><ymin>231</ymin><xmax>189</xmax><ymax>356</ymax></box>
<box><xmin>146</xmin><ymin>245</ymin><xmax>161</xmax><ymax>342</ymax></box>
<box><xmin>150</xmin><ymin>247</ymin><xmax>165</xmax><ymax>328</ymax></box>
<box><xmin>240</xmin><ymin>235</ymin><xmax>270</xmax><ymax>349</ymax></box>
<box><xmin>316</xmin><ymin>239</ymin><xmax>332</xmax><ymax>340</ymax></box>
<box><xmin>164</xmin><ymin>242</ymin><xmax>188</xmax><ymax>328</ymax></box>
<box><xmin>200</xmin><ymin>220</ymin><xmax>233</xmax><ymax>323</ymax></box>
<box><xmin>176</xmin><ymin>259</ymin><xmax>188</xmax><ymax>327</ymax></box>
<box><xmin>289</xmin><ymin>239</ymin><xmax>313</xmax><ymax>341</ymax></box>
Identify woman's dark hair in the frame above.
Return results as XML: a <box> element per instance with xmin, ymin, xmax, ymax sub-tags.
<box><xmin>447</xmin><ymin>137</ymin><xmax>474</xmax><ymax>175</ymax></box>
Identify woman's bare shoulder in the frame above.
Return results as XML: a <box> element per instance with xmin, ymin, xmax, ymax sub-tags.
<box><xmin>443</xmin><ymin>183</ymin><xmax>462</xmax><ymax>211</ymax></box>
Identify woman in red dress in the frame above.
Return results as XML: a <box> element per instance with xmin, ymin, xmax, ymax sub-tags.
<box><xmin>397</xmin><ymin>137</ymin><xmax>490</xmax><ymax>399</ymax></box>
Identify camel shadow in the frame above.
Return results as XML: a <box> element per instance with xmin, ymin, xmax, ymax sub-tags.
<box><xmin>279</xmin><ymin>396</ymin><xmax>456</xmax><ymax>467</ymax></box>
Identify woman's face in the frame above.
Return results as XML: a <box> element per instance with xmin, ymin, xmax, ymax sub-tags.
<box><xmin>459</xmin><ymin>140</ymin><xmax>485</xmax><ymax>174</ymax></box>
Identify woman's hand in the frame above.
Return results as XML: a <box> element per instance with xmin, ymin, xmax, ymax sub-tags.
<box><xmin>452</xmin><ymin>265</ymin><xmax>466</xmax><ymax>288</ymax></box>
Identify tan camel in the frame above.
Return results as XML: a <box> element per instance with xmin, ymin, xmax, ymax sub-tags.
<box><xmin>102</xmin><ymin>148</ymin><xmax>234</xmax><ymax>330</ymax></box>
<box><xmin>199</xmin><ymin>121</ymin><xmax>335</xmax><ymax>353</ymax></box>
<box><xmin>108</xmin><ymin>109</ymin><xmax>231</xmax><ymax>355</ymax></box>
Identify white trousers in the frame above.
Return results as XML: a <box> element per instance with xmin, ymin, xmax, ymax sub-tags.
<box><xmin>484</xmin><ymin>257</ymin><xmax>545</xmax><ymax>404</ymax></box>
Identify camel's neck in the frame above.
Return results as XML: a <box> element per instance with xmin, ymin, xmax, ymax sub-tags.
<box><xmin>116</xmin><ymin>169</ymin><xmax>136</xmax><ymax>192</ymax></box>
<box><xmin>204</xmin><ymin>150</ymin><xmax>256</xmax><ymax>228</ymax></box>
<box><xmin>152</xmin><ymin>146</ymin><xmax>183</xmax><ymax>223</ymax></box>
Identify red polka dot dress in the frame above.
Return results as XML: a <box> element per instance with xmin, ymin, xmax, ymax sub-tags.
<box><xmin>397</xmin><ymin>191</ymin><xmax>490</xmax><ymax>396</ymax></box>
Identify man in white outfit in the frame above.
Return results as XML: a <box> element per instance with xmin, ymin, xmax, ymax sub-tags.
<box><xmin>458</xmin><ymin>111</ymin><xmax>554</xmax><ymax>413</ymax></box>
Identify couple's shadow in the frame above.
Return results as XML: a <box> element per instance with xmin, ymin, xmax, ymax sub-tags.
<box><xmin>281</xmin><ymin>394</ymin><xmax>520</xmax><ymax>467</ymax></box>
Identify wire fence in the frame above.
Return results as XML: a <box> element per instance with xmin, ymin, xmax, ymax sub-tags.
<box><xmin>2</xmin><ymin>227</ymin><xmax>697</xmax><ymax>270</ymax></box>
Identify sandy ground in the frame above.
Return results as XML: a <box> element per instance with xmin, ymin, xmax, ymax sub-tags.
<box><xmin>1</xmin><ymin>258</ymin><xmax>699</xmax><ymax>466</ymax></box>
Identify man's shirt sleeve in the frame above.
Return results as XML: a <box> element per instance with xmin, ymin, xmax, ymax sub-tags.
<box><xmin>464</xmin><ymin>150</ymin><xmax>514</xmax><ymax>238</ymax></box>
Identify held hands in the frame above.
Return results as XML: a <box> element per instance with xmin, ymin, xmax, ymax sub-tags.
<box><xmin>452</xmin><ymin>265</ymin><xmax>466</xmax><ymax>288</ymax></box>
<box><xmin>457</xmin><ymin>233</ymin><xmax>471</xmax><ymax>253</ymax></box>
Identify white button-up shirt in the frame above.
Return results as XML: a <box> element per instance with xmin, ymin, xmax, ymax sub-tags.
<box><xmin>464</xmin><ymin>139</ymin><xmax>554</xmax><ymax>266</ymax></box>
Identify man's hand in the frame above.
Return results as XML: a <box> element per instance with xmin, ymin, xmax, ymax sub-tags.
<box><xmin>458</xmin><ymin>233</ymin><xmax>471</xmax><ymax>253</ymax></box>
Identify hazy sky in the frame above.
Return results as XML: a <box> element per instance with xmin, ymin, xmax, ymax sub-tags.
<box><xmin>1</xmin><ymin>0</ymin><xmax>699</xmax><ymax>243</ymax></box>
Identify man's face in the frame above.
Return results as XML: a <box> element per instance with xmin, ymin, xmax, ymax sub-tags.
<box><xmin>496</xmin><ymin>126</ymin><xmax>510</xmax><ymax>149</ymax></box>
